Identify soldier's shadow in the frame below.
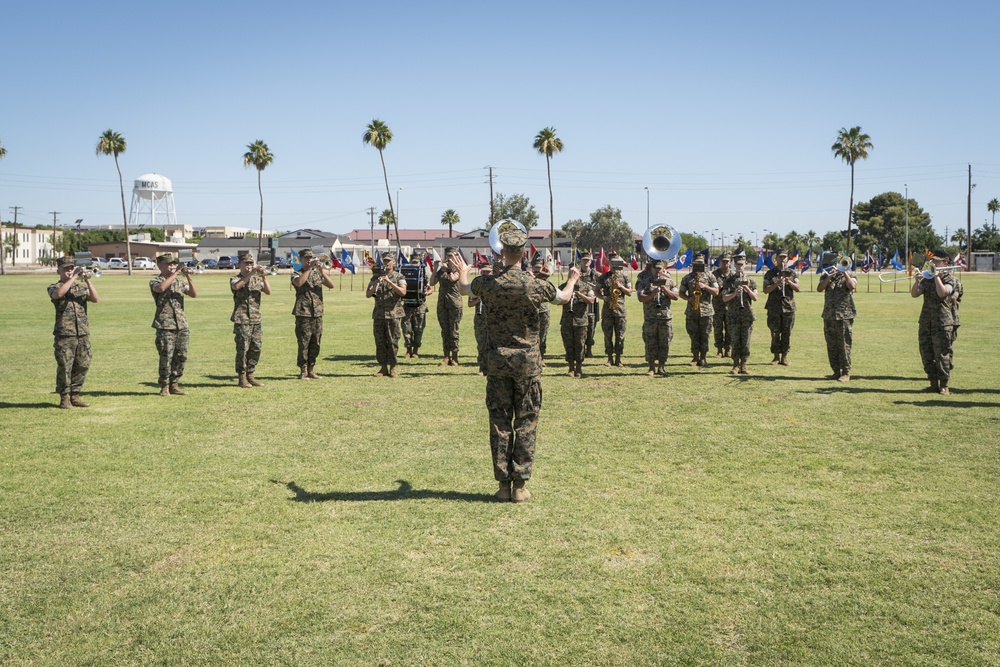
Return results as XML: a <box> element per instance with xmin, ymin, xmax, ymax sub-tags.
<box><xmin>273</xmin><ymin>479</ymin><xmax>496</xmax><ymax>503</ymax></box>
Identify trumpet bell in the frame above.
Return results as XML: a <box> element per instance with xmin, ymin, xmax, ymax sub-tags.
<box><xmin>87</xmin><ymin>267</ymin><xmax>102</xmax><ymax>279</ymax></box>
<box><xmin>642</xmin><ymin>224</ymin><xmax>682</xmax><ymax>263</ymax></box>
<box><xmin>488</xmin><ymin>219</ymin><xmax>528</xmax><ymax>254</ymax></box>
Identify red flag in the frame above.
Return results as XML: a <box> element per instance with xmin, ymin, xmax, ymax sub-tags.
<box><xmin>595</xmin><ymin>249</ymin><xmax>610</xmax><ymax>274</ymax></box>
<box><xmin>630</xmin><ymin>254</ymin><xmax>639</xmax><ymax>270</ymax></box>
<box><xmin>955</xmin><ymin>252</ymin><xmax>967</xmax><ymax>269</ymax></box>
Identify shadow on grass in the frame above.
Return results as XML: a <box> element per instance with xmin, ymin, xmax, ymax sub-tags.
<box><xmin>895</xmin><ymin>399</ymin><xmax>1000</xmax><ymax>408</ymax></box>
<box><xmin>0</xmin><ymin>401</ymin><xmax>63</xmax><ymax>409</ymax></box>
<box><xmin>273</xmin><ymin>479</ymin><xmax>496</xmax><ymax>503</ymax></box>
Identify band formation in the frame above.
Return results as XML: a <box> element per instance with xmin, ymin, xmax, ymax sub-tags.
<box><xmin>48</xmin><ymin>225</ymin><xmax>963</xmax><ymax>502</ymax></box>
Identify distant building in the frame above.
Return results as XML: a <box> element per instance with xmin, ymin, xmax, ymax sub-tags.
<box><xmin>0</xmin><ymin>225</ymin><xmax>59</xmax><ymax>266</ymax></box>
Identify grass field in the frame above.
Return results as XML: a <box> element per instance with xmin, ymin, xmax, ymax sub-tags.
<box><xmin>1</xmin><ymin>269</ymin><xmax>998</xmax><ymax>666</ymax></box>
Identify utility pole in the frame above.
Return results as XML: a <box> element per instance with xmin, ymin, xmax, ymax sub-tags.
<box><xmin>486</xmin><ymin>166</ymin><xmax>495</xmax><ymax>227</ymax></box>
<box><xmin>967</xmin><ymin>164</ymin><xmax>973</xmax><ymax>265</ymax></box>
<box><xmin>10</xmin><ymin>205</ymin><xmax>22</xmax><ymax>268</ymax></box>
<box><xmin>367</xmin><ymin>207</ymin><xmax>376</xmax><ymax>265</ymax></box>
<box><xmin>49</xmin><ymin>211</ymin><xmax>61</xmax><ymax>263</ymax></box>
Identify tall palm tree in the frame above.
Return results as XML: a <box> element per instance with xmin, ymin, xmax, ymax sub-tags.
<box><xmin>96</xmin><ymin>130</ymin><xmax>132</xmax><ymax>275</ymax></box>
<box><xmin>378</xmin><ymin>209</ymin><xmax>395</xmax><ymax>241</ymax></box>
<box><xmin>243</xmin><ymin>140</ymin><xmax>274</xmax><ymax>257</ymax></box>
<box><xmin>831</xmin><ymin>126</ymin><xmax>873</xmax><ymax>253</ymax></box>
<box><xmin>950</xmin><ymin>229</ymin><xmax>967</xmax><ymax>250</ymax></box>
<box><xmin>0</xmin><ymin>139</ymin><xmax>6</xmax><ymax>275</ymax></box>
<box><xmin>441</xmin><ymin>209</ymin><xmax>460</xmax><ymax>238</ymax></box>
<box><xmin>988</xmin><ymin>198</ymin><xmax>1000</xmax><ymax>228</ymax></box>
<box><xmin>804</xmin><ymin>229</ymin><xmax>819</xmax><ymax>262</ymax></box>
<box><xmin>533</xmin><ymin>127</ymin><xmax>563</xmax><ymax>257</ymax></box>
<box><xmin>363</xmin><ymin>120</ymin><xmax>399</xmax><ymax>251</ymax></box>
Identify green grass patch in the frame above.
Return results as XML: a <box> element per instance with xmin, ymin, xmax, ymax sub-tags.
<box><xmin>1</xmin><ymin>271</ymin><xmax>998</xmax><ymax>665</ymax></box>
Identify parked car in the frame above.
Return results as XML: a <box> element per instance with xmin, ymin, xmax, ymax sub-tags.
<box><xmin>108</xmin><ymin>258</ymin><xmax>129</xmax><ymax>270</ymax></box>
<box><xmin>274</xmin><ymin>257</ymin><xmax>292</xmax><ymax>269</ymax></box>
<box><xmin>132</xmin><ymin>257</ymin><xmax>155</xmax><ymax>270</ymax></box>
<box><xmin>197</xmin><ymin>258</ymin><xmax>218</xmax><ymax>270</ymax></box>
<box><xmin>91</xmin><ymin>257</ymin><xmax>110</xmax><ymax>271</ymax></box>
<box><xmin>217</xmin><ymin>255</ymin><xmax>240</xmax><ymax>270</ymax></box>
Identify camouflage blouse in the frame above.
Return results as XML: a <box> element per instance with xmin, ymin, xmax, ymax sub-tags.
<box><xmin>820</xmin><ymin>272</ymin><xmax>857</xmax><ymax>321</ymax></box>
<box><xmin>150</xmin><ymin>276</ymin><xmax>190</xmax><ymax>330</ymax></box>
<box><xmin>370</xmin><ymin>270</ymin><xmax>407</xmax><ymax>320</ymax></box>
<box><xmin>435</xmin><ymin>267</ymin><xmax>463</xmax><ymax>310</ymax></box>
<box><xmin>679</xmin><ymin>270</ymin><xmax>718</xmax><ymax>317</ymax></box>
<box><xmin>763</xmin><ymin>268</ymin><xmax>798</xmax><ymax>313</ymax></box>
<box><xmin>291</xmin><ymin>269</ymin><xmax>325</xmax><ymax>318</ymax></box>
<box><xmin>48</xmin><ymin>281</ymin><xmax>90</xmax><ymax>337</ymax></box>
<box><xmin>230</xmin><ymin>274</ymin><xmax>266</xmax><ymax>325</ymax></box>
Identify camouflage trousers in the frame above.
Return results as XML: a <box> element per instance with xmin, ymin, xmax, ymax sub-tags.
<box><xmin>401</xmin><ymin>305</ymin><xmax>426</xmax><ymax>351</ymax></box>
<box><xmin>642</xmin><ymin>318</ymin><xmax>673</xmax><ymax>364</ymax></box>
<box><xmin>685</xmin><ymin>313</ymin><xmax>713</xmax><ymax>355</ymax></box>
<box><xmin>561</xmin><ymin>322</ymin><xmax>588</xmax><ymax>365</ymax></box>
<box><xmin>767</xmin><ymin>310</ymin><xmax>795</xmax><ymax>355</ymax></box>
<box><xmin>918</xmin><ymin>317</ymin><xmax>953</xmax><ymax>381</ymax></box>
<box><xmin>295</xmin><ymin>316</ymin><xmax>323</xmax><ymax>368</ymax></box>
<box><xmin>586</xmin><ymin>312</ymin><xmax>597</xmax><ymax>349</ymax></box>
<box><xmin>602</xmin><ymin>315</ymin><xmax>626</xmax><ymax>356</ymax></box>
<box><xmin>155</xmin><ymin>328</ymin><xmax>189</xmax><ymax>386</ymax></box>
<box><xmin>538</xmin><ymin>310</ymin><xmax>550</xmax><ymax>357</ymax></box>
<box><xmin>374</xmin><ymin>318</ymin><xmax>401</xmax><ymax>367</ymax></box>
<box><xmin>234</xmin><ymin>323</ymin><xmax>263</xmax><ymax>374</ymax></box>
<box><xmin>727</xmin><ymin>313</ymin><xmax>754</xmax><ymax>366</ymax></box>
<box><xmin>54</xmin><ymin>335</ymin><xmax>91</xmax><ymax>395</ymax></box>
<box><xmin>474</xmin><ymin>314</ymin><xmax>488</xmax><ymax>373</ymax></box>
<box><xmin>823</xmin><ymin>319</ymin><xmax>853</xmax><ymax>375</ymax></box>
<box><xmin>438</xmin><ymin>306</ymin><xmax>462</xmax><ymax>354</ymax></box>
<box><xmin>713</xmin><ymin>305</ymin><xmax>731</xmax><ymax>351</ymax></box>
<box><xmin>486</xmin><ymin>375</ymin><xmax>542</xmax><ymax>481</ymax></box>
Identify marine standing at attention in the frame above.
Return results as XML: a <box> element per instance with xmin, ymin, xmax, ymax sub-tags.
<box><xmin>532</xmin><ymin>257</ymin><xmax>552</xmax><ymax>365</ymax></box>
<box><xmin>430</xmin><ymin>246</ymin><xmax>463</xmax><ymax>365</ymax></box>
<box><xmin>231</xmin><ymin>251</ymin><xmax>271</xmax><ymax>388</ymax></box>
<box><xmin>578</xmin><ymin>252</ymin><xmax>599</xmax><ymax>357</ymax></box>
<box><xmin>635</xmin><ymin>258</ymin><xmax>678</xmax><ymax>376</ymax></box>
<box><xmin>596</xmin><ymin>253</ymin><xmax>632</xmax><ymax>367</ymax></box>
<box><xmin>712</xmin><ymin>252</ymin><xmax>734</xmax><ymax>358</ymax></box>
<box><xmin>291</xmin><ymin>248</ymin><xmax>335</xmax><ymax>379</ymax></box>
<box><xmin>559</xmin><ymin>263</ymin><xmax>596</xmax><ymax>378</ymax></box>
<box><xmin>721</xmin><ymin>250</ymin><xmax>757</xmax><ymax>375</ymax></box>
<box><xmin>678</xmin><ymin>256</ymin><xmax>720</xmax><ymax>367</ymax></box>
<box><xmin>366</xmin><ymin>252</ymin><xmax>408</xmax><ymax>378</ymax></box>
<box><xmin>762</xmin><ymin>249</ymin><xmax>800</xmax><ymax>366</ymax></box>
<box><xmin>151</xmin><ymin>252</ymin><xmax>197</xmax><ymax>396</ymax></box>
<box><xmin>49</xmin><ymin>256</ymin><xmax>100</xmax><ymax>409</ymax></box>
<box><xmin>453</xmin><ymin>221</ymin><xmax>580</xmax><ymax>503</ymax></box>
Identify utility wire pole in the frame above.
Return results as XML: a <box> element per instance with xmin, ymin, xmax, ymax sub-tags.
<box><xmin>367</xmin><ymin>207</ymin><xmax>377</xmax><ymax>266</ymax></box>
<box><xmin>967</xmin><ymin>164</ymin><xmax>973</xmax><ymax>265</ymax></box>
<box><xmin>485</xmin><ymin>166</ymin><xmax>495</xmax><ymax>227</ymax></box>
<box><xmin>10</xmin><ymin>205</ymin><xmax>22</xmax><ymax>268</ymax></box>
<box><xmin>49</xmin><ymin>211</ymin><xmax>61</xmax><ymax>263</ymax></box>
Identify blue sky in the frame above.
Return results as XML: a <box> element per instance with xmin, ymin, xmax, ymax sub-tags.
<box><xmin>2</xmin><ymin>0</ymin><xmax>998</xmax><ymax>245</ymax></box>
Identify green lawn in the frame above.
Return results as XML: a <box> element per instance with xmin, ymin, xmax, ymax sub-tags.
<box><xmin>1</xmin><ymin>270</ymin><xmax>998</xmax><ymax>666</ymax></box>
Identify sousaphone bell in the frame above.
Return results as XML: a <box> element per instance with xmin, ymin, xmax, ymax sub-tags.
<box><xmin>642</xmin><ymin>224</ymin><xmax>682</xmax><ymax>264</ymax></box>
<box><xmin>488</xmin><ymin>219</ymin><xmax>528</xmax><ymax>254</ymax></box>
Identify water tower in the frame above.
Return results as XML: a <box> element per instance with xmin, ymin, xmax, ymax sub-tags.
<box><xmin>128</xmin><ymin>173</ymin><xmax>177</xmax><ymax>231</ymax></box>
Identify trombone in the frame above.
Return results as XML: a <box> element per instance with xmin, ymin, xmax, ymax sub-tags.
<box><xmin>878</xmin><ymin>261</ymin><xmax>961</xmax><ymax>283</ymax></box>
<box><xmin>821</xmin><ymin>256</ymin><xmax>852</xmax><ymax>276</ymax></box>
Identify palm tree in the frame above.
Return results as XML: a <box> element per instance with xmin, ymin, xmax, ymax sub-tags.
<box><xmin>96</xmin><ymin>130</ymin><xmax>133</xmax><ymax>275</ymax></box>
<box><xmin>363</xmin><ymin>120</ymin><xmax>399</xmax><ymax>252</ymax></box>
<box><xmin>243</xmin><ymin>140</ymin><xmax>274</xmax><ymax>257</ymax></box>
<box><xmin>804</xmin><ymin>229</ymin><xmax>819</xmax><ymax>263</ymax></box>
<box><xmin>831</xmin><ymin>126</ymin><xmax>873</xmax><ymax>253</ymax></box>
<box><xmin>441</xmin><ymin>209</ymin><xmax>460</xmax><ymax>238</ymax></box>
<box><xmin>988</xmin><ymin>198</ymin><xmax>1000</xmax><ymax>228</ymax></box>
<box><xmin>533</xmin><ymin>127</ymin><xmax>563</xmax><ymax>257</ymax></box>
<box><xmin>0</xmin><ymin>139</ymin><xmax>6</xmax><ymax>275</ymax></box>
<box><xmin>950</xmin><ymin>229</ymin><xmax>968</xmax><ymax>250</ymax></box>
<box><xmin>378</xmin><ymin>209</ymin><xmax>395</xmax><ymax>241</ymax></box>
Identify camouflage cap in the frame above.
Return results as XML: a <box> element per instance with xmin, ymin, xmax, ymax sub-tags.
<box><xmin>775</xmin><ymin>248</ymin><xmax>788</xmax><ymax>257</ymax></box>
<box><xmin>381</xmin><ymin>251</ymin><xmax>396</xmax><ymax>263</ymax></box>
<box><xmin>299</xmin><ymin>248</ymin><xmax>314</xmax><ymax>260</ymax></box>
<box><xmin>531</xmin><ymin>257</ymin><xmax>545</xmax><ymax>268</ymax></box>
<box><xmin>56</xmin><ymin>256</ymin><xmax>75</xmax><ymax>268</ymax></box>
<box><xmin>579</xmin><ymin>251</ymin><xmax>592</xmax><ymax>260</ymax></box>
<box><xmin>498</xmin><ymin>225</ymin><xmax>527</xmax><ymax>250</ymax></box>
<box><xmin>821</xmin><ymin>251</ymin><xmax>839</xmax><ymax>265</ymax></box>
<box><xmin>731</xmin><ymin>247</ymin><xmax>747</xmax><ymax>259</ymax></box>
<box><xmin>692</xmin><ymin>256</ymin><xmax>707</xmax><ymax>268</ymax></box>
<box><xmin>480</xmin><ymin>264</ymin><xmax>493</xmax><ymax>274</ymax></box>
<box><xmin>156</xmin><ymin>252</ymin><xmax>177</xmax><ymax>264</ymax></box>
<box><xmin>718</xmin><ymin>252</ymin><xmax>731</xmax><ymax>261</ymax></box>
<box><xmin>647</xmin><ymin>259</ymin><xmax>663</xmax><ymax>268</ymax></box>
<box><xmin>932</xmin><ymin>248</ymin><xmax>949</xmax><ymax>260</ymax></box>
<box><xmin>238</xmin><ymin>251</ymin><xmax>254</xmax><ymax>263</ymax></box>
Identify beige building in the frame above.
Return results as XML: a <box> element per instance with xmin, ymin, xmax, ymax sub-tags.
<box><xmin>1</xmin><ymin>225</ymin><xmax>59</xmax><ymax>266</ymax></box>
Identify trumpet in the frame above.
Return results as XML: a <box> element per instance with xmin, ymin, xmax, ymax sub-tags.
<box><xmin>314</xmin><ymin>255</ymin><xmax>334</xmax><ymax>269</ymax></box>
<box><xmin>919</xmin><ymin>261</ymin><xmax>961</xmax><ymax>280</ymax></box>
<box><xmin>821</xmin><ymin>256</ymin><xmax>853</xmax><ymax>276</ymax></box>
<box><xmin>76</xmin><ymin>266</ymin><xmax>101</xmax><ymax>279</ymax></box>
<box><xmin>73</xmin><ymin>252</ymin><xmax>100</xmax><ymax>278</ymax></box>
<box><xmin>254</xmin><ymin>264</ymin><xmax>279</xmax><ymax>276</ymax></box>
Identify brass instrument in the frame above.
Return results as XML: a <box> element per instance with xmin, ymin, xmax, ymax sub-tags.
<box><xmin>821</xmin><ymin>256</ymin><xmax>852</xmax><ymax>277</ymax></box>
<box><xmin>691</xmin><ymin>270</ymin><xmax>703</xmax><ymax>311</ymax></box>
<box><xmin>488</xmin><ymin>219</ymin><xmax>528</xmax><ymax>255</ymax></box>
<box><xmin>608</xmin><ymin>270</ymin><xmax>623</xmax><ymax>310</ymax></box>
<box><xmin>734</xmin><ymin>271</ymin><xmax>749</xmax><ymax>307</ymax></box>
<box><xmin>254</xmin><ymin>264</ymin><xmax>278</xmax><ymax>276</ymax></box>
<box><xmin>73</xmin><ymin>252</ymin><xmax>101</xmax><ymax>279</ymax></box>
<box><xmin>641</xmin><ymin>223</ymin><xmax>682</xmax><ymax>264</ymax></box>
<box><xmin>920</xmin><ymin>261</ymin><xmax>961</xmax><ymax>281</ymax></box>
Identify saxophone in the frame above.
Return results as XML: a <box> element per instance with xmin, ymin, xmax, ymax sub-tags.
<box><xmin>608</xmin><ymin>271</ymin><xmax>623</xmax><ymax>310</ymax></box>
<box><xmin>691</xmin><ymin>270</ymin><xmax>703</xmax><ymax>311</ymax></box>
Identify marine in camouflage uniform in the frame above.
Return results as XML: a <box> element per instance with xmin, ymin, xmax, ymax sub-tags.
<box><xmin>678</xmin><ymin>259</ymin><xmax>720</xmax><ymax>367</ymax></box>
<box><xmin>950</xmin><ymin>276</ymin><xmax>963</xmax><ymax>342</ymax></box>
<box><xmin>430</xmin><ymin>246</ymin><xmax>463</xmax><ymax>365</ymax></box>
<box><xmin>151</xmin><ymin>253</ymin><xmax>197</xmax><ymax>396</ymax></box>
<box><xmin>911</xmin><ymin>250</ymin><xmax>957</xmax><ymax>395</ymax></box>
<box><xmin>49</xmin><ymin>256</ymin><xmax>99</xmax><ymax>408</ymax></box>
<box><xmin>721</xmin><ymin>252</ymin><xmax>757</xmax><ymax>374</ymax></box>
<box><xmin>817</xmin><ymin>252</ymin><xmax>857</xmax><ymax>381</ymax></box>
<box><xmin>456</xmin><ymin>222</ymin><xmax>581</xmax><ymax>503</ymax></box>
<box><xmin>635</xmin><ymin>259</ymin><xmax>678</xmax><ymax>376</ymax></box>
<box><xmin>762</xmin><ymin>249</ymin><xmax>800</xmax><ymax>365</ymax></box>
<box><xmin>468</xmin><ymin>264</ymin><xmax>493</xmax><ymax>375</ymax></box>
<box><xmin>596</xmin><ymin>255</ymin><xmax>632</xmax><ymax>367</ymax></box>
<box><xmin>291</xmin><ymin>249</ymin><xmax>335</xmax><ymax>379</ymax></box>
<box><xmin>230</xmin><ymin>252</ymin><xmax>272</xmax><ymax>388</ymax></box>
<box><xmin>712</xmin><ymin>253</ymin><xmax>734</xmax><ymax>357</ymax></box>
<box><xmin>367</xmin><ymin>253</ymin><xmax>408</xmax><ymax>377</ymax></box>
<box><xmin>559</xmin><ymin>267</ymin><xmax>596</xmax><ymax>377</ymax></box>
<box><xmin>402</xmin><ymin>251</ymin><xmax>433</xmax><ymax>358</ymax></box>
<box><xmin>578</xmin><ymin>254</ymin><xmax>599</xmax><ymax>356</ymax></box>
<box><xmin>532</xmin><ymin>258</ymin><xmax>552</xmax><ymax>362</ymax></box>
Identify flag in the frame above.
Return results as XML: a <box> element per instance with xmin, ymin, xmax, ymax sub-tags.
<box><xmin>397</xmin><ymin>249</ymin><xmax>408</xmax><ymax>266</ymax></box>
<box><xmin>575</xmin><ymin>248</ymin><xmax>582</xmax><ymax>264</ymax></box>
<box><xmin>954</xmin><ymin>252</ymin><xmax>967</xmax><ymax>269</ymax></box>
<box><xmin>925</xmin><ymin>248</ymin><xmax>934</xmax><ymax>261</ymax></box>
<box><xmin>698</xmin><ymin>248</ymin><xmax>709</xmax><ymax>264</ymax></box>
<box><xmin>375</xmin><ymin>251</ymin><xmax>383</xmax><ymax>269</ymax></box>
<box><xmin>629</xmin><ymin>254</ymin><xmax>639</xmax><ymax>270</ymax></box>
<box><xmin>675</xmin><ymin>248</ymin><xmax>694</xmax><ymax>270</ymax></box>
<box><xmin>860</xmin><ymin>250</ymin><xmax>874</xmax><ymax>272</ymax></box>
<box><xmin>787</xmin><ymin>250</ymin><xmax>799</xmax><ymax>270</ymax></box>
<box><xmin>530</xmin><ymin>243</ymin><xmax>539</xmax><ymax>263</ymax></box>
<box><xmin>595</xmin><ymin>249</ymin><xmax>609</xmax><ymax>273</ymax></box>
<box><xmin>545</xmin><ymin>249</ymin><xmax>555</xmax><ymax>273</ymax></box>
<box><xmin>763</xmin><ymin>251</ymin><xmax>775</xmax><ymax>270</ymax></box>
<box><xmin>431</xmin><ymin>247</ymin><xmax>442</xmax><ymax>264</ymax></box>
<box><xmin>291</xmin><ymin>249</ymin><xmax>302</xmax><ymax>271</ymax></box>
<box><xmin>877</xmin><ymin>249</ymin><xmax>886</xmax><ymax>269</ymax></box>
<box><xmin>363</xmin><ymin>249</ymin><xmax>373</xmax><ymax>267</ymax></box>
<box><xmin>341</xmin><ymin>248</ymin><xmax>356</xmax><ymax>274</ymax></box>
<box><xmin>755</xmin><ymin>252</ymin><xmax>764</xmax><ymax>273</ymax></box>
<box><xmin>800</xmin><ymin>250</ymin><xmax>812</xmax><ymax>272</ymax></box>
<box><xmin>890</xmin><ymin>250</ymin><xmax>903</xmax><ymax>271</ymax></box>
<box><xmin>474</xmin><ymin>249</ymin><xmax>488</xmax><ymax>268</ymax></box>
<box><xmin>457</xmin><ymin>247</ymin><xmax>467</xmax><ymax>263</ymax></box>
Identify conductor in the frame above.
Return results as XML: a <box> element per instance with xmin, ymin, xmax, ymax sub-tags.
<box><xmin>453</xmin><ymin>221</ymin><xmax>580</xmax><ymax>503</ymax></box>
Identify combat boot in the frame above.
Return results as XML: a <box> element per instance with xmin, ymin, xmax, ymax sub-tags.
<box><xmin>495</xmin><ymin>481</ymin><xmax>511</xmax><ymax>502</ymax></box>
<box><xmin>404</xmin><ymin>348</ymin><xmax>412</xmax><ymax>359</ymax></box>
<box><xmin>389</xmin><ymin>366</ymin><xmax>399</xmax><ymax>378</ymax></box>
<box><xmin>607</xmin><ymin>355</ymin><xmax>615</xmax><ymax>367</ymax></box>
<box><xmin>411</xmin><ymin>349</ymin><xmax>419</xmax><ymax>359</ymax></box>
<box><xmin>939</xmin><ymin>380</ymin><xmax>950</xmax><ymax>396</ymax></box>
<box><xmin>238</xmin><ymin>373</ymin><xmax>252</xmax><ymax>388</ymax></box>
<box><xmin>699</xmin><ymin>352</ymin><xmax>709</xmax><ymax>367</ymax></box>
<box><xmin>924</xmin><ymin>379</ymin><xmax>939</xmax><ymax>393</ymax></box>
<box><xmin>451</xmin><ymin>350</ymin><xmax>459</xmax><ymax>366</ymax></box>
<box><xmin>585</xmin><ymin>345</ymin><xmax>593</xmax><ymax>358</ymax></box>
<box><xmin>690</xmin><ymin>356</ymin><xmax>699</xmax><ymax>367</ymax></box>
<box><xmin>69</xmin><ymin>394</ymin><xmax>89</xmax><ymax>408</ymax></box>
<box><xmin>439</xmin><ymin>356</ymin><xmax>450</xmax><ymax>367</ymax></box>
<box><xmin>657</xmin><ymin>364</ymin><xmax>666</xmax><ymax>376</ymax></box>
<box><xmin>838</xmin><ymin>374</ymin><xmax>850</xmax><ymax>383</ymax></box>
<box><xmin>614</xmin><ymin>354</ymin><xmax>622</xmax><ymax>367</ymax></box>
<box><xmin>730</xmin><ymin>365</ymin><xmax>740</xmax><ymax>375</ymax></box>
<box><xmin>576</xmin><ymin>362</ymin><xmax>584</xmax><ymax>378</ymax></box>
<box><xmin>716</xmin><ymin>347</ymin><xmax>724</xmax><ymax>358</ymax></box>
<box><xmin>770</xmin><ymin>354</ymin><xmax>781</xmax><ymax>365</ymax></box>
<box><xmin>724</xmin><ymin>347</ymin><xmax>731</xmax><ymax>358</ymax></box>
<box><xmin>59</xmin><ymin>394</ymin><xmax>73</xmax><ymax>409</ymax></box>
<box><xmin>374</xmin><ymin>366</ymin><xmax>388</xmax><ymax>377</ymax></box>
<box><xmin>779</xmin><ymin>354</ymin><xmax>789</xmax><ymax>366</ymax></box>
<box><xmin>739</xmin><ymin>363</ymin><xmax>749</xmax><ymax>374</ymax></box>
<box><xmin>169</xmin><ymin>382</ymin><xmax>186</xmax><ymax>395</ymax></box>
<box><xmin>307</xmin><ymin>366</ymin><xmax>320</xmax><ymax>379</ymax></box>
<box><xmin>646</xmin><ymin>365</ymin><xmax>656</xmax><ymax>377</ymax></box>
<box><xmin>511</xmin><ymin>480</ymin><xmax>531</xmax><ymax>503</ymax></box>
<box><xmin>299</xmin><ymin>366</ymin><xmax>309</xmax><ymax>380</ymax></box>
<box><xmin>246</xmin><ymin>374</ymin><xmax>264</xmax><ymax>387</ymax></box>
<box><xmin>159</xmin><ymin>385</ymin><xmax>171</xmax><ymax>397</ymax></box>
